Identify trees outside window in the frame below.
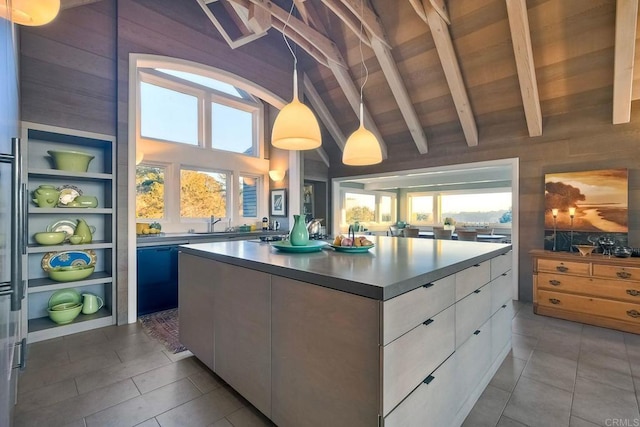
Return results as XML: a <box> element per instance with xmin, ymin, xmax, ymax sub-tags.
<box><xmin>136</xmin><ymin>165</ymin><xmax>165</xmax><ymax>219</ymax></box>
<box><xmin>180</xmin><ymin>169</ymin><xmax>228</xmax><ymax>218</ymax></box>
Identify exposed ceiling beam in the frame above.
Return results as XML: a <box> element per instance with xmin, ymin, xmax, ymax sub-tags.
<box><xmin>303</xmin><ymin>73</ymin><xmax>347</xmax><ymax>151</ymax></box>
<box><xmin>428</xmin><ymin>0</ymin><xmax>450</xmax><ymax>24</ymax></box>
<box><xmin>326</xmin><ymin>0</ymin><xmax>428</xmax><ymax>154</ymax></box>
<box><xmin>315</xmin><ymin>146</ymin><xmax>331</xmax><ymax>167</ymax></box>
<box><xmin>319</xmin><ymin>0</ymin><xmax>372</xmax><ymax>48</ymax></box>
<box><xmin>196</xmin><ymin>0</ymin><xmax>267</xmax><ymax>49</ymax></box>
<box><xmin>613</xmin><ymin>0</ymin><xmax>639</xmax><ymax>124</ymax></box>
<box><xmin>293</xmin><ymin>0</ymin><xmax>310</xmax><ymax>24</ymax></box>
<box><xmin>506</xmin><ymin>0</ymin><xmax>542</xmax><ymax>137</ymax></box>
<box><xmin>417</xmin><ymin>1</ymin><xmax>478</xmax><ymax>147</ymax></box>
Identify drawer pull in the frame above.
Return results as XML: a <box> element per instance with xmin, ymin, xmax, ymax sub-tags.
<box><xmin>473</xmin><ymin>329</ymin><xmax>481</xmax><ymax>335</ymax></box>
<box><xmin>549</xmin><ymin>298</ymin><xmax>561</xmax><ymax>305</ymax></box>
<box><xmin>473</xmin><ymin>289</ymin><xmax>481</xmax><ymax>294</ymax></box>
<box><xmin>626</xmin><ymin>289</ymin><xmax>640</xmax><ymax>297</ymax></box>
<box><xmin>423</xmin><ymin>318</ymin><xmax>434</xmax><ymax>326</ymax></box>
<box><xmin>423</xmin><ymin>375</ymin><xmax>435</xmax><ymax>385</ymax></box>
<box><xmin>502</xmin><ymin>304</ymin><xmax>507</xmax><ymax>308</ymax></box>
<box><xmin>422</xmin><ymin>283</ymin><xmax>434</xmax><ymax>289</ymax></box>
<box><xmin>549</xmin><ymin>280</ymin><xmax>561</xmax><ymax>286</ymax></box>
<box><xmin>473</xmin><ymin>264</ymin><xmax>480</xmax><ymax>267</ymax></box>
<box><xmin>501</xmin><ymin>273</ymin><xmax>508</xmax><ymax>276</ymax></box>
<box><xmin>617</xmin><ymin>271</ymin><xmax>632</xmax><ymax>279</ymax></box>
<box><xmin>556</xmin><ymin>265</ymin><xmax>568</xmax><ymax>273</ymax></box>
<box><xmin>627</xmin><ymin>310</ymin><xmax>640</xmax><ymax>318</ymax></box>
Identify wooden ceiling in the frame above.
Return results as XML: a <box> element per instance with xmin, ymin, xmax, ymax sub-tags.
<box><xmin>193</xmin><ymin>0</ymin><xmax>637</xmax><ymax>167</ymax></box>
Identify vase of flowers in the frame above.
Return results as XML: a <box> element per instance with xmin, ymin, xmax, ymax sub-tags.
<box><xmin>443</xmin><ymin>217</ymin><xmax>456</xmax><ymax>232</ymax></box>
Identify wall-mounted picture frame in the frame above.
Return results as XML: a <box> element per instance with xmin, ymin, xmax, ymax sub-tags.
<box><xmin>270</xmin><ymin>189</ymin><xmax>287</xmax><ymax>217</ymax></box>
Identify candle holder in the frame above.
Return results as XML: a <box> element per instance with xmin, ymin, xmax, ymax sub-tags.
<box><xmin>551</xmin><ymin>209</ymin><xmax>558</xmax><ymax>252</ymax></box>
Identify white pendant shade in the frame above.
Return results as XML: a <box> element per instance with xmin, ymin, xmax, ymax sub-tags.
<box><xmin>272</xmin><ymin>96</ymin><xmax>322</xmax><ymax>150</ymax></box>
<box><xmin>343</xmin><ymin>124</ymin><xmax>382</xmax><ymax>166</ymax></box>
<box><xmin>0</xmin><ymin>0</ymin><xmax>60</xmax><ymax>26</ymax></box>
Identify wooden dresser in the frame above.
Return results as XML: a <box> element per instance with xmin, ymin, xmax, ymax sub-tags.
<box><xmin>531</xmin><ymin>250</ymin><xmax>640</xmax><ymax>334</ymax></box>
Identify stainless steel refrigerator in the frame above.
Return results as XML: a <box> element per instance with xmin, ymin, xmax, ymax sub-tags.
<box><xmin>0</xmin><ymin>7</ymin><xmax>25</xmax><ymax>427</ymax></box>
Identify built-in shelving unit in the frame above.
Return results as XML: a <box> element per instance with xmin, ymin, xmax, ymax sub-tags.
<box><xmin>21</xmin><ymin>122</ymin><xmax>116</xmax><ymax>343</ymax></box>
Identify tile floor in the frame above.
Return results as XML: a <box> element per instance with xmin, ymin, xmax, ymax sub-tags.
<box><xmin>14</xmin><ymin>302</ymin><xmax>640</xmax><ymax>427</ymax></box>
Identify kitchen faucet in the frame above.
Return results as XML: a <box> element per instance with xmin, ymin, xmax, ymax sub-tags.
<box><xmin>208</xmin><ymin>215</ymin><xmax>222</xmax><ymax>232</ymax></box>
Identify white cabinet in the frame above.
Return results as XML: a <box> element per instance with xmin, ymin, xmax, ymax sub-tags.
<box><xmin>22</xmin><ymin>123</ymin><xmax>116</xmax><ymax>342</ymax></box>
<box><xmin>455</xmin><ymin>317</ymin><xmax>492</xmax><ymax>412</ymax></box>
<box><xmin>455</xmin><ymin>282</ymin><xmax>491</xmax><ymax>347</ymax></box>
<box><xmin>455</xmin><ymin>260</ymin><xmax>490</xmax><ymax>301</ymax></box>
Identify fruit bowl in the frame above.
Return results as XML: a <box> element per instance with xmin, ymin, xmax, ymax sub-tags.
<box><xmin>48</xmin><ymin>303</ymin><xmax>83</xmax><ymax>324</ymax></box>
<box><xmin>574</xmin><ymin>245</ymin><xmax>595</xmax><ymax>256</ymax></box>
<box><xmin>48</xmin><ymin>265</ymin><xmax>95</xmax><ymax>282</ymax></box>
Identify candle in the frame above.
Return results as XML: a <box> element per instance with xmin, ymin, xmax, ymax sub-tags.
<box><xmin>551</xmin><ymin>209</ymin><xmax>558</xmax><ymax>217</ymax></box>
<box><xmin>569</xmin><ymin>207</ymin><xmax>576</xmax><ymax>216</ymax></box>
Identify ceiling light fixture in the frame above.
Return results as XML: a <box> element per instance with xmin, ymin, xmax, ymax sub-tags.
<box><xmin>0</xmin><ymin>0</ymin><xmax>60</xmax><ymax>26</ymax></box>
<box><xmin>342</xmin><ymin>0</ymin><xmax>382</xmax><ymax>166</ymax></box>
<box><xmin>271</xmin><ymin>2</ymin><xmax>322</xmax><ymax>151</ymax></box>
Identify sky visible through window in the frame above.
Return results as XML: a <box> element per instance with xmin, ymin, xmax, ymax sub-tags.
<box><xmin>141</xmin><ymin>82</ymin><xmax>198</xmax><ymax>144</ymax></box>
<box><xmin>157</xmin><ymin>69</ymin><xmax>242</xmax><ymax>97</ymax></box>
<box><xmin>212</xmin><ymin>103</ymin><xmax>253</xmax><ymax>155</ymax></box>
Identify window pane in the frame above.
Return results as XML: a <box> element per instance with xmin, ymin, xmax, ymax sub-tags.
<box><xmin>345</xmin><ymin>193</ymin><xmax>376</xmax><ymax>223</ymax></box>
<box><xmin>180</xmin><ymin>169</ymin><xmax>227</xmax><ymax>218</ymax></box>
<box><xmin>156</xmin><ymin>69</ymin><xmax>243</xmax><ymax>97</ymax></box>
<box><xmin>408</xmin><ymin>195</ymin><xmax>433</xmax><ymax>223</ymax></box>
<box><xmin>380</xmin><ymin>196</ymin><xmax>393</xmax><ymax>222</ymax></box>
<box><xmin>212</xmin><ymin>103</ymin><xmax>254</xmax><ymax>156</ymax></box>
<box><xmin>239</xmin><ymin>176</ymin><xmax>258</xmax><ymax>218</ymax></box>
<box><xmin>136</xmin><ymin>165</ymin><xmax>165</xmax><ymax>219</ymax></box>
<box><xmin>141</xmin><ymin>82</ymin><xmax>198</xmax><ymax>145</ymax></box>
<box><xmin>441</xmin><ymin>192</ymin><xmax>512</xmax><ymax>224</ymax></box>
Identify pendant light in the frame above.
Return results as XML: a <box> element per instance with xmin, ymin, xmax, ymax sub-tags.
<box><xmin>0</xmin><ymin>0</ymin><xmax>60</xmax><ymax>26</ymax></box>
<box><xmin>342</xmin><ymin>0</ymin><xmax>382</xmax><ymax>166</ymax></box>
<box><xmin>271</xmin><ymin>2</ymin><xmax>322</xmax><ymax>151</ymax></box>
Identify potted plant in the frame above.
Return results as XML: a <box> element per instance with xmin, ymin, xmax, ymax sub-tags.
<box><xmin>443</xmin><ymin>217</ymin><xmax>456</xmax><ymax>232</ymax></box>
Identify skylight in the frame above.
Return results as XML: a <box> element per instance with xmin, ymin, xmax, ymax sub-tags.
<box><xmin>156</xmin><ymin>68</ymin><xmax>243</xmax><ymax>98</ymax></box>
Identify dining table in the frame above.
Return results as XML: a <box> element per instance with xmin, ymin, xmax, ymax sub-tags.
<box><xmin>418</xmin><ymin>231</ymin><xmax>508</xmax><ymax>242</ymax></box>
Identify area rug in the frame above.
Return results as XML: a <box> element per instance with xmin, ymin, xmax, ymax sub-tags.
<box><xmin>138</xmin><ymin>308</ymin><xmax>187</xmax><ymax>353</ymax></box>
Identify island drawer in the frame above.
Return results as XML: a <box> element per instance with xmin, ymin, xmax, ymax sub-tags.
<box><xmin>593</xmin><ymin>264</ymin><xmax>640</xmax><ymax>281</ymax></box>
<box><xmin>491</xmin><ymin>251</ymin><xmax>512</xmax><ymax>280</ymax></box>
<box><xmin>490</xmin><ymin>270</ymin><xmax>513</xmax><ymax>314</ymax></box>
<box><xmin>456</xmin><ymin>283</ymin><xmax>491</xmax><ymax>348</ymax></box>
<box><xmin>383</xmin><ymin>274</ymin><xmax>455</xmax><ymax>345</ymax></box>
<box><xmin>383</xmin><ymin>351</ymin><xmax>457</xmax><ymax>427</ymax></box>
<box><xmin>537</xmin><ymin>259</ymin><xmax>589</xmax><ymax>275</ymax></box>
<box><xmin>491</xmin><ymin>302</ymin><xmax>513</xmax><ymax>361</ymax></box>
<box><xmin>456</xmin><ymin>260</ymin><xmax>491</xmax><ymax>301</ymax></box>
<box><xmin>537</xmin><ymin>272</ymin><xmax>640</xmax><ymax>303</ymax></box>
<box><xmin>455</xmin><ymin>317</ymin><xmax>491</xmax><ymax>413</ymax></box>
<box><xmin>382</xmin><ymin>305</ymin><xmax>455</xmax><ymax>415</ymax></box>
<box><xmin>537</xmin><ymin>289</ymin><xmax>640</xmax><ymax>324</ymax></box>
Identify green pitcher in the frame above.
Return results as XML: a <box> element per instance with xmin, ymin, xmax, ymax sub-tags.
<box><xmin>74</xmin><ymin>219</ymin><xmax>93</xmax><ymax>243</ymax></box>
<box><xmin>289</xmin><ymin>214</ymin><xmax>309</xmax><ymax>246</ymax></box>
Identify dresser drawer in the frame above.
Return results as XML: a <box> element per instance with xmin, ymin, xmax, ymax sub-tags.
<box><xmin>491</xmin><ymin>251</ymin><xmax>512</xmax><ymax>280</ymax></box>
<box><xmin>537</xmin><ymin>259</ymin><xmax>589</xmax><ymax>275</ymax></box>
<box><xmin>490</xmin><ymin>270</ymin><xmax>513</xmax><ymax>314</ymax></box>
<box><xmin>456</xmin><ymin>283</ymin><xmax>491</xmax><ymax>348</ymax></box>
<box><xmin>537</xmin><ymin>289</ymin><xmax>640</xmax><ymax>324</ymax></box>
<box><xmin>384</xmin><ymin>351</ymin><xmax>458</xmax><ymax>427</ymax></box>
<box><xmin>537</xmin><ymin>272</ymin><xmax>640</xmax><ymax>303</ymax></box>
<box><xmin>383</xmin><ymin>305</ymin><xmax>455</xmax><ymax>416</ymax></box>
<box><xmin>383</xmin><ymin>274</ymin><xmax>455</xmax><ymax>345</ymax></box>
<box><xmin>456</xmin><ymin>260</ymin><xmax>491</xmax><ymax>301</ymax></box>
<box><xmin>593</xmin><ymin>264</ymin><xmax>640</xmax><ymax>281</ymax></box>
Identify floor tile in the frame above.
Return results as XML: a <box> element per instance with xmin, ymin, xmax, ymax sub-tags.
<box><xmin>489</xmin><ymin>354</ymin><xmax>527</xmax><ymax>393</ymax></box>
<box><xmin>511</xmin><ymin>333</ymin><xmax>539</xmax><ymax>361</ymax></box>
<box><xmin>162</xmin><ymin>348</ymin><xmax>194</xmax><ymax>363</ymax></box>
<box><xmin>535</xmin><ymin>327</ymin><xmax>581</xmax><ymax>361</ymax></box>
<box><xmin>503</xmin><ymin>376</ymin><xmax>572</xmax><ymax>427</ymax></box>
<box><xmin>85</xmin><ymin>378</ymin><xmax>201</xmax><ymax>427</ymax></box>
<box><xmin>133</xmin><ymin>357</ymin><xmax>203</xmax><ymax>394</ymax></box>
<box><xmin>462</xmin><ymin>385</ymin><xmax>511</xmax><ymax>427</ymax></box>
<box><xmin>208</xmin><ymin>419</ymin><xmax>233</xmax><ymax>427</ymax></box>
<box><xmin>102</xmin><ymin>322</ymin><xmax>145</xmax><ymax>340</ymax></box>
<box><xmin>226</xmin><ymin>406</ymin><xmax>275</xmax><ymax>427</ymax></box>
<box><xmin>62</xmin><ymin>329</ymin><xmax>109</xmax><ymax>349</ymax></box>
<box><xmin>116</xmin><ymin>340</ymin><xmax>166</xmax><ymax>363</ymax></box>
<box><xmin>512</xmin><ymin>316</ymin><xmax>547</xmax><ymax>338</ymax></box>
<box><xmin>569</xmin><ymin>416</ymin><xmax>600</xmax><ymax>427</ymax></box>
<box><xmin>572</xmin><ymin>376</ymin><xmax>640</xmax><ymax>425</ymax></box>
<box><xmin>15</xmin><ymin>378</ymin><xmax>78</xmax><ymax>414</ymax></box>
<box><xmin>522</xmin><ymin>350</ymin><xmax>577</xmax><ymax>392</ymax></box>
<box><xmin>156</xmin><ymin>386</ymin><xmax>245</xmax><ymax>427</ymax></box>
<box><xmin>496</xmin><ymin>416</ymin><xmax>529</xmax><ymax>427</ymax></box>
<box><xmin>75</xmin><ymin>350</ymin><xmax>171</xmax><ymax>394</ymax></box>
<box><xmin>14</xmin><ymin>379</ymin><xmax>140</xmax><ymax>427</ymax></box>
<box><xmin>544</xmin><ymin>317</ymin><xmax>584</xmax><ymax>334</ymax></box>
<box><xmin>135</xmin><ymin>419</ymin><xmax>161</xmax><ymax>427</ymax></box>
<box><xmin>514</xmin><ymin>304</ymin><xmax>538</xmax><ymax>320</ymax></box>
<box><xmin>188</xmin><ymin>370</ymin><xmax>225</xmax><ymax>394</ymax></box>
<box><xmin>577</xmin><ymin>352</ymin><xmax>634</xmax><ymax>392</ymax></box>
<box><xmin>67</xmin><ymin>332</ymin><xmax>152</xmax><ymax>363</ymax></box>
<box><xmin>580</xmin><ymin>335</ymin><xmax>628</xmax><ymax>362</ymax></box>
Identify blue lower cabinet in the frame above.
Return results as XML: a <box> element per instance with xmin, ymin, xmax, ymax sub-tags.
<box><xmin>137</xmin><ymin>246</ymin><xmax>179</xmax><ymax>315</ymax></box>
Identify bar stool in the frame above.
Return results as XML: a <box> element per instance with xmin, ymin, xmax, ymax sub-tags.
<box><xmin>402</xmin><ymin>227</ymin><xmax>419</xmax><ymax>238</ymax></box>
<box><xmin>457</xmin><ymin>230</ymin><xmax>478</xmax><ymax>241</ymax></box>
<box><xmin>433</xmin><ymin>228</ymin><xmax>452</xmax><ymax>240</ymax></box>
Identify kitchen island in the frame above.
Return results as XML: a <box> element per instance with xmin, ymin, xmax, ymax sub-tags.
<box><xmin>178</xmin><ymin>236</ymin><xmax>513</xmax><ymax>427</ymax></box>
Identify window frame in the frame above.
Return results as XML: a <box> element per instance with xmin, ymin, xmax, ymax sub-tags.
<box><xmin>238</xmin><ymin>173</ymin><xmax>262</xmax><ymax>220</ymax></box>
<box><xmin>339</xmin><ymin>188</ymin><xmax>397</xmax><ymax>227</ymax></box>
<box><xmin>135</xmin><ymin>162</ymin><xmax>169</xmax><ymax>221</ymax></box>
<box><xmin>179</xmin><ymin>166</ymin><xmax>231</xmax><ymax>222</ymax></box>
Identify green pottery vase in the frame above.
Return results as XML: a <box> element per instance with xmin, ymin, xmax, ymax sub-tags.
<box><xmin>289</xmin><ymin>214</ymin><xmax>309</xmax><ymax>246</ymax></box>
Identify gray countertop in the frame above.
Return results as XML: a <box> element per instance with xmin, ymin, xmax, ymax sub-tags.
<box><xmin>137</xmin><ymin>230</ymin><xmax>284</xmax><ymax>247</ymax></box>
<box><xmin>179</xmin><ymin>236</ymin><xmax>511</xmax><ymax>300</ymax></box>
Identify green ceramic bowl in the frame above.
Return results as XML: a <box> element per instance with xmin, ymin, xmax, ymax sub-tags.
<box><xmin>47</xmin><ymin>303</ymin><xmax>82</xmax><ymax>324</ymax></box>
<box><xmin>34</xmin><ymin>232</ymin><xmax>66</xmax><ymax>245</ymax></box>
<box><xmin>48</xmin><ymin>265</ymin><xmax>95</xmax><ymax>282</ymax></box>
<box><xmin>47</xmin><ymin>149</ymin><xmax>95</xmax><ymax>172</ymax></box>
<box><xmin>50</xmin><ymin>302</ymin><xmax>82</xmax><ymax>311</ymax></box>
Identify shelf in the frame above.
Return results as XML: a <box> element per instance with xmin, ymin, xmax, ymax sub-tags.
<box><xmin>27</xmin><ymin>241</ymin><xmax>113</xmax><ymax>253</ymax></box>
<box><xmin>28</xmin><ymin>168</ymin><xmax>113</xmax><ymax>181</ymax></box>
<box><xmin>29</xmin><ymin>207</ymin><xmax>113</xmax><ymax>214</ymax></box>
<box><xmin>28</xmin><ymin>307</ymin><xmax>113</xmax><ymax>342</ymax></box>
<box><xmin>28</xmin><ymin>272</ymin><xmax>113</xmax><ymax>293</ymax></box>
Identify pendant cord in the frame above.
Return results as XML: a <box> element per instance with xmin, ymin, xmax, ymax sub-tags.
<box><xmin>358</xmin><ymin>0</ymin><xmax>368</xmax><ymax>126</ymax></box>
<box><xmin>283</xmin><ymin>2</ymin><xmax>297</xmax><ymax>75</ymax></box>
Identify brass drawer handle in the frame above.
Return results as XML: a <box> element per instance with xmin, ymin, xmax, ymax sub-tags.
<box><xmin>617</xmin><ymin>271</ymin><xmax>632</xmax><ymax>279</ymax></box>
<box><xmin>549</xmin><ymin>298</ymin><xmax>561</xmax><ymax>305</ymax></box>
<box><xmin>556</xmin><ymin>266</ymin><xmax>568</xmax><ymax>273</ymax></box>
<box><xmin>549</xmin><ymin>280</ymin><xmax>561</xmax><ymax>286</ymax></box>
<box><xmin>627</xmin><ymin>310</ymin><xmax>640</xmax><ymax>318</ymax></box>
<box><xmin>627</xmin><ymin>289</ymin><xmax>640</xmax><ymax>297</ymax></box>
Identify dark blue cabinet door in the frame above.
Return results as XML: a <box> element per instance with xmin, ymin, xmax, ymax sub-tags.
<box><xmin>137</xmin><ymin>246</ymin><xmax>179</xmax><ymax>316</ymax></box>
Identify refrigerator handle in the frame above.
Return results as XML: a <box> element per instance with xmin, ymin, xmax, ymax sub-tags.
<box><xmin>12</xmin><ymin>338</ymin><xmax>27</xmax><ymax>371</ymax></box>
<box><xmin>10</xmin><ymin>137</ymin><xmax>23</xmax><ymax>311</ymax></box>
